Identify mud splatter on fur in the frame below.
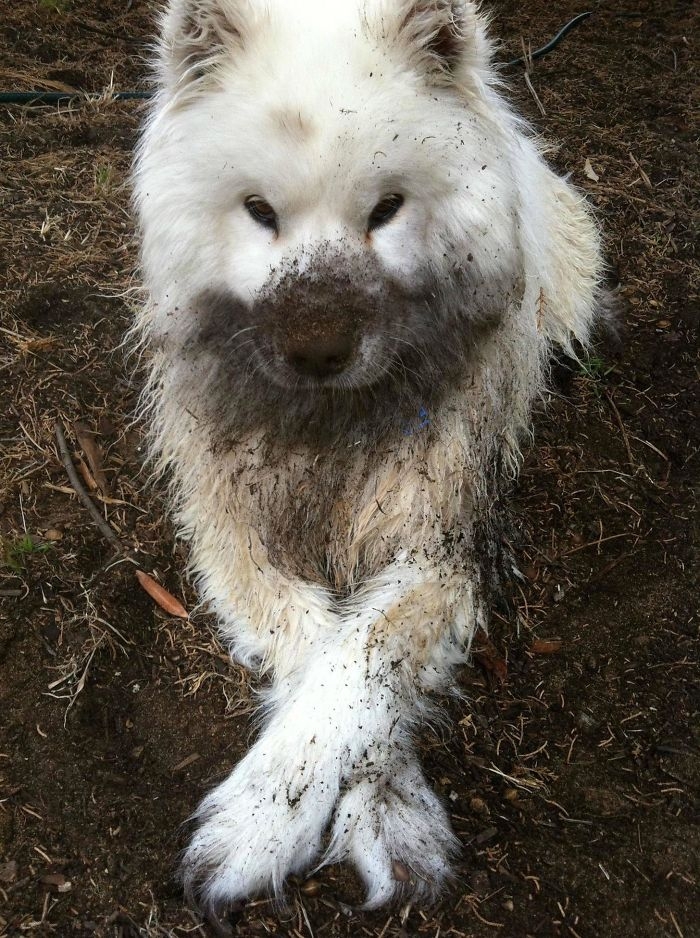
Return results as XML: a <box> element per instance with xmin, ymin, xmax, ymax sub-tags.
<box><xmin>167</xmin><ymin>248</ymin><xmax>518</xmax><ymax>447</ymax></box>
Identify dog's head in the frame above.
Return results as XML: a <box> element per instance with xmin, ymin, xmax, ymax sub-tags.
<box><xmin>136</xmin><ymin>0</ymin><xmax>528</xmax><ymax>435</ymax></box>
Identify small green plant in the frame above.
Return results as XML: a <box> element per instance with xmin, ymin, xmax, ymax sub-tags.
<box><xmin>579</xmin><ymin>353</ymin><xmax>614</xmax><ymax>382</ymax></box>
<box><xmin>2</xmin><ymin>534</ymin><xmax>49</xmax><ymax>573</ymax></box>
<box><xmin>95</xmin><ymin>163</ymin><xmax>115</xmax><ymax>196</ymax></box>
<box><xmin>39</xmin><ymin>0</ymin><xmax>72</xmax><ymax>12</ymax></box>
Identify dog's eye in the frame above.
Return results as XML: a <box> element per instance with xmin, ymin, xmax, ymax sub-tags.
<box><xmin>244</xmin><ymin>196</ymin><xmax>278</xmax><ymax>232</ymax></box>
<box><xmin>368</xmin><ymin>194</ymin><xmax>404</xmax><ymax>232</ymax></box>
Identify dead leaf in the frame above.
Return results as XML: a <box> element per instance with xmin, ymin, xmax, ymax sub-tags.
<box><xmin>40</xmin><ymin>872</ymin><xmax>72</xmax><ymax>892</ymax></box>
<box><xmin>25</xmin><ymin>337</ymin><xmax>59</xmax><ymax>352</ymax></box>
<box><xmin>135</xmin><ymin>569</ymin><xmax>188</xmax><ymax>618</ymax></box>
<box><xmin>76</xmin><ymin>456</ymin><xmax>98</xmax><ymax>491</ymax></box>
<box><xmin>0</xmin><ymin>860</ymin><xmax>18</xmax><ymax>883</ymax></box>
<box><xmin>584</xmin><ymin>157</ymin><xmax>599</xmax><ymax>182</ymax></box>
<box><xmin>473</xmin><ymin>627</ymin><xmax>507</xmax><ymax>684</ymax></box>
<box><xmin>171</xmin><ymin>753</ymin><xmax>200</xmax><ymax>773</ymax></box>
<box><xmin>530</xmin><ymin>639</ymin><xmax>563</xmax><ymax>655</ymax></box>
<box><xmin>74</xmin><ymin>420</ymin><xmax>110</xmax><ymax>495</ymax></box>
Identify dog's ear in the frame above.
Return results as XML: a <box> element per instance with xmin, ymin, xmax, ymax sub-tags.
<box><xmin>392</xmin><ymin>0</ymin><xmax>493</xmax><ymax>83</ymax></box>
<box><xmin>157</xmin><ymin>0</ymin><xmax>248</xmax><ymax>93</ymax></box>
<box><xmin>518</xmin><ymin>148</ymin><xmax>603</xmax><ymax>350</ymax></box>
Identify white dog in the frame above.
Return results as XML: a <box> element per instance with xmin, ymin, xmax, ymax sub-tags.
<box><xmin>133</xmin><ymin>0</ymin><xmax>603</xmax><ymax>914</ymax></box>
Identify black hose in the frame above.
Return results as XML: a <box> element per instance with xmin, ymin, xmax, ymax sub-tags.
<box><xmin>0</xmin><ymin>90</ymin><xmax>151</xmax><ymax>104</ymax></box>
<box><xmin>0</xmin><ymin>11</ymin><xmax>599</xmax><ymax>105</ymax></box>
<box><xmin>503</xmin><ymin>11</ymin><xmax>594</xmax><ymax>70</ymax></box>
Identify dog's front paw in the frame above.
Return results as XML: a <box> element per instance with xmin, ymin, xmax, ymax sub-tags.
<box><xmin>181</xmin><ymin>747</ymin><xmax>337</xmax><ymax>912</ymax></box>
<box><xmin>323</xmin><ymin>757</ymin><xmax>459</xmax><ymax>909</ymax></box>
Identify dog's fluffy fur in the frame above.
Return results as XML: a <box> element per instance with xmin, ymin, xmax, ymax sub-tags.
<box><xmin>132</xmin><ymin>0</ymin><xmax>603</xmax><ymax>912</ymax></box>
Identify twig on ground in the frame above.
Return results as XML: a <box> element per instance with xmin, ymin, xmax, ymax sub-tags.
<box><xmin>55</xmin><ymin>423</ymin><xmax>190</xmax><ymax>618</ymax></box>
<box><xmin>54</xmin><ymin>421</ymin><xmax>124</xmax><ymax>554</ymax></box>
<box><xmin>562</xmin><ymin>531</ymin><xmax>638</xmax><ymax>556</ymax></box>
<box><xmin>604</xmin><ymin>390</ymin><xmax>636</xmax><ymax>468</ymax></box>
<box><xmin>69</xmin><ymin>15</ymin><xmax>144</xmax><ymax>46</ymax></box>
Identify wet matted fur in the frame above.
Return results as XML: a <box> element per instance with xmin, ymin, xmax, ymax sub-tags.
<box><xmin>132</xmin><ymin>0</ymin><xmax>603</xmax><ymax>914</ymax></box>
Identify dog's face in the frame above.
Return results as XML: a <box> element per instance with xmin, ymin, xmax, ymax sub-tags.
<box><xmin>137</xmin><ymin>0</ymin><xmax>525</xmax><ymax>436</ymax></box>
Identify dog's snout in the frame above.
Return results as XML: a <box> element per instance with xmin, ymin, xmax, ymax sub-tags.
<box><xmin>286</xmin><ymin>333</ymin><xmax>354</xmax><ymax>378</ymax></box>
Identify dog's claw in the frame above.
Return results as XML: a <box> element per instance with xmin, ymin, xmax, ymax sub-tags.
<box><xmin>203</xmin><ymin>910</ymin><xmax>234</xmax><ymax>938</ymax></box>
<box><xmin>184</xmin><ymin>877</ymin><xmax>244</xmax><ymax>937</ymax></box>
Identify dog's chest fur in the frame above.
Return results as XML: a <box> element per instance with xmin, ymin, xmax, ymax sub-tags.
<box><xmin>224</xmin><ymin>429</ymin><xmax>422</xmax><ymax>587</ymax></box>
<box><xmin>216</xmin><ymin>392</ymin><xmax>492</xmax><ymax>591</ymax></box>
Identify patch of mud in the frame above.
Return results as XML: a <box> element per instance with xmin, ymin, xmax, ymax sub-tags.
<box><xmin>15</xmin><ymin>282</ymin><xmax>107</xmax><ymax>328</ymax></box>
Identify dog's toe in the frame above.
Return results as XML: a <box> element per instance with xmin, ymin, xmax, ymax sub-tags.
<box><xmin>180</xmin><ymin>745</ymin><xmax>338</xmax><ymax>909</ymax></box>
<box><xmin>200</xmin><ymin>902</ymin><xmax>243</xmax><ymax>938</ymax></box>
<box><xmin>321</xmin><ymin>761</ymin><xmax>459</xmax><ymax>908</ymax></box>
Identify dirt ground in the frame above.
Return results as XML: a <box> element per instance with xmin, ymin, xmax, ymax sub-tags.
<box><xmin>0</xmin><ymin>1</ymin><xmax>698</xmax><ymax>936</ymax></box>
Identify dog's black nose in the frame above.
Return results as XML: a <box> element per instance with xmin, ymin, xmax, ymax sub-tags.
<box><xmin>286</xmin><ymin>333</ymin><xmax>354</xmax><ymax>378</ymax></box>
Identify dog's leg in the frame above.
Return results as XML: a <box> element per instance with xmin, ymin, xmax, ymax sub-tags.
<box><xmin>182</xmin><ymin>557</ymin><xmax>475</xmax><ymax>911</ymax></box>
<box><xmin>319</xmin><ymin>563</ymin><xmax>476</xmax><ymax>908</ymax></box>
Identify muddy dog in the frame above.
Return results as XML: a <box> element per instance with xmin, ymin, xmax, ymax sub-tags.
<box><xmin>133</xmin><ymin>0</ymin><xmax>603</xmax><ymax>914</ymax></box>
